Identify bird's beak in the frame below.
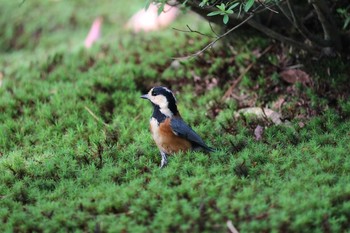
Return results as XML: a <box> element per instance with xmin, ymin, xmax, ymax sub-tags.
<box><xmin>141</xmin><ymin>94</ymin><xmax>149</xmax><ymax>100</ymax></box>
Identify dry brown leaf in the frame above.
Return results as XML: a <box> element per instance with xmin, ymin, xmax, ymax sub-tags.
<box><xmin>227</xmin><ymin>220</ymin><xmax>239</xmax><ymax>233</ymax></box>
<box><xmin>272</xmin><ymin>95</ymin><xmax>285</xmax><ymax>111</ymax></box>
<box><xmin>254</xmin><ymin>125</ymin><xmax>264</xmax><ymax>141</ymax></box>
<box><xmin>280</xmin><ymin>69</ymin><xmax>310</xmax><ymax>85</ymax></box>
<box><xmin>235</xmin><ymin>107</ymin><xmax>283</xmax><ymax>125</ymax></box>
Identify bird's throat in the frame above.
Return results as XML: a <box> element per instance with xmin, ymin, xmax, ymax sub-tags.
<box><xmin>152</xmin><ymin>103</ymin><xmax>179</xmax><ymax>123</ymax></box>
<box><xmin>152</xmin><ymin>105</ymin><xmax>167</xmax><ymax>123</ymax></box>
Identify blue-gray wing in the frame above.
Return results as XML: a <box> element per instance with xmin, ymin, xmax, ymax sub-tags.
<box><xmin>170</xmin><ymin>117</ymin><xmax>214</xmax><ymax>152</ymax></box>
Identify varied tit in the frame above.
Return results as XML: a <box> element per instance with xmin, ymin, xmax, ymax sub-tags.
<box><xmin>141</xmin><ymin>86</ymin><xmax>214</xmax><ymax>168</ymax></box>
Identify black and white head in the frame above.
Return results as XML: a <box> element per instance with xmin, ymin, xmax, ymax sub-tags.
<box><xmin>141</xmin><ymin>86</ymin><xmax>178</xmax><ymax>117</ymax></box>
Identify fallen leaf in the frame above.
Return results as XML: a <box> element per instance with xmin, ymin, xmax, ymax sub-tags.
<box><xmin>227</xmin><ymin>220</ymin><xmax>239</xmax><ymax>233</ymax></box>
<box><xmin>272</xmin><ymin>95</ymin><xmax>285</xmax><ymax>111</ymax></box>
<box><xmin>235</xmin><ymin>107</ymin><xmax>283</xmax><ymax>125</ymax></box>
<box><xmin>126</xmin><ymin>3</ymin><xmax>179</xmax><ymax>33</ymax></box>
<box><xmin>254</xmin><ymin>125</ymin><xmax>264</xmax><ymax>141</ymax></box>
<box><xmin>170</xmin><ymin>60</ymin><xmax>181</xmax><ymax>69</ymax></box>
<box><xmin>84</xmin><ymin>17</ymin><xmax>103</xmax><ymax>48</ymax></box>
<box><xmin>280</xmin><ymin>69</ymin><xmax>310</xmax><ymax>85</ymax></box>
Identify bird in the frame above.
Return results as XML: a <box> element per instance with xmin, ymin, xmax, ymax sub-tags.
<box><xmin>141</xmin><ymin>86</ymin><xmax>214</xmax><ymax>168</ymax></box>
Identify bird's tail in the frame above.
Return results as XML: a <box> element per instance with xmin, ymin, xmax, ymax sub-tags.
<box><xmin>193</xmin><ymin>145</ymin><xmax>216</xmax><ymax>153</ymax></box>
<box><xmin>205</xmin><ymin>146</ymin><xmax>216</xmax><ymax>153</ymax></box>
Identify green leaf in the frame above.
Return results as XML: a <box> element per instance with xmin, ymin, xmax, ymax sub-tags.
<box><xmin>217</xmin><ymin>3</ymin><xmax>226</xmax><ymax>11</ymax></box>
<box><xmin>157</xmin><ymin>3</ymin><xmax>165</xmax><ymax>15</ymax></box>
<box><xmin>238</xmin><ymin>3</ymin><xmax>243</xmax><ymax>18</ymax></box>
<box><xmin>144</xmin><ymin>0</ymin><xmax>152</xmax><ymax>10</ymax></box>
<box><xmin>223</xmin><ymin>14</ymin><xmax>229</xmax><ymax>24</ymax></box>
<box><xmin>199</xmin><ymin>0</ymin><xmax>208</xmax><ymax>7</ymax></box>
<box><xmin>228</xmin><ymin>2</ymin><xmax>240</xmax><ymax>11</ymax></box>
<box><xmin>244</xmin><ymin>0</ymin><xmax>254</xmax><ymax>12</ymax></box>
<box><xmin>344</xmin><ymin>18</ymin><xmax>350</xmax><ymax>29</ymax></box>
<box><xmin>182</xmin><ymin>0</ymin><xmax>190</xmax><ymax>6</ymax></box>
<box><xmin>207</xmin><ymin>11</ymin><xmax>222</xmax><ymax>16</ymax></box>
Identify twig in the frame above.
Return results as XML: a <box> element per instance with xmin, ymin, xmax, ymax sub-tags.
<box><xmin>173</xmin><ymin>14</ymin><xmax>254</xmax><ymax>60</ymax></box>
<box><xmin>172</xmin><ymin>25</ymin><xmax>216</xmax><ymax>38</ymax></box>
<box><xmin>84</xmin><ymin>106</ymin><xmax>109</xmax><ymax>127</ymax></box>
<box><xmin>276</xmin><ymin>2</ymin><xmax>293</xmax><ymax>24</ymax></box>
<box><xmin>115</xmin><ymin>210</ymin><xmax>134</xmax><ymax>216</ymax></box>
<box><xmin>184</xmin><ymin>0</ymin><xmax>320</xmax><ymax>53</ymax></box>
<box><xmin>209</xmin><ymin>22</ymin><xmax>220</xmax><ymax>37</ymax></box>
<box><xmin>286</xmin><ymin>64</ymin><xmax>304</xmax><ymax>69</ymax></box>
<box><xmin>246</xmin><ymin>18</ymin><xmax>317</xmax><ymax>53</ymax></box>
<box><xmin>222</xmin><ymin>45</ymin><xmax>273</xmax><ymax>101</ymax></box>
<box><xmin>310</xmin><ymin>0</ymin><xmax>331</xmax><ymax>41</ymax></box>
<box><xmin>286</xmin><ymin>0</ymin><xmax>331</xmax><ymax>48</ymax></box>
<box><xmin>310</xmin><ymin>0</ymin><xmax>342</xmax><ymax>50</ymax></box>
<box><xmin>256</xmin><ymin>0</ymin><xmax>279</xmax><ymax>14</ymax></box>
<box><xmin>204</xmin><ymin>0</ymin><xmax>222</xmax><ymax>9</ymax></box>
<box><xmin>276</xmin><ymin>1</ymin><xmax>330</xmax><ymax>48</ymax></box>
<box><xmin>252</xmin><ymin>3</ymin><xmax>277</xmax><ymax>14</ymax></box>
<box><xmin>227</xmin><ymin>220</ymin><xmax>239</xmax><ymax>233</ymax></box>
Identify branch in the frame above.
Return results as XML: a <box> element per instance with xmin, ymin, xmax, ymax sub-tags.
<box><xmin>256</xmin><ymin>0</ymin><xmax>279</xmax><ymax>14</ymax></box>
<box><xmin>309</xmin><ymin>0</ymin><xmax>342</xmax><ymax>50</ymax></box>
<box><xmin>276</xmin><ymin>2</ymin><xmax>294</xmax><ymax>26</ymax></box>
<box><xmin>173</xmin><ymin>14</ymin><xmax>255</xmax><ymax>60</ymax></box>
<box><xmin>177</xmin><ymin>0</ymin><xmax>321</xmax><ymax>53</ymax></box>
<box><xmin>172</xmin><ymin>25</ymin><xmax>216</xmax><ymax>38</ymax></box>
<box><xmin>209</xmin><ymin>22</ymin><xmax>220</xmax><ymax>37</ymax></box>
<box><xmin>246</xmin><ymin>18</ymin><xmax>318</xmax><ymax>53</ymax></box>
<box><xmin>286</xmin><ymin>0</ymin><xmax>331</xmax><ymax>48</ymax></box>
<box><xmin>186</xmin><ymin>1</ymin><xmax>241</xmax><ymax>26</ymax></box>
<box><xmin>309</xmin><ymin>0</ymin><xmax>331</xmax><ymax>41</ymax></box>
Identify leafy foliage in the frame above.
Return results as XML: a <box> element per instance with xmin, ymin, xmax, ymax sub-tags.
<box><xmin>160</xmin><ymin>0</ymin><xmax>350</xmax><ymax>55</ymax></box>
<box><xmin>337</xmin><ymin>6</ymin><xmax>350</xmax><ymax>29</ymax></box>
<box><xmin>207</xmin><ymin>3</ymin><xmax>240</xmax><ymax>24</ymax></box>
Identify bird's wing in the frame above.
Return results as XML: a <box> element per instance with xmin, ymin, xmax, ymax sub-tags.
<box><xmin>170</xmin><ymin>117</ymin><xmax>214</xmax><ymax>152</ymax></box>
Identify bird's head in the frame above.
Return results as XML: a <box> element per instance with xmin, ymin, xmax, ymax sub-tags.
<box><xmin>141</xmin><ymin>86</ymin><xmax>178</xmax><ymax>117</ymax></box>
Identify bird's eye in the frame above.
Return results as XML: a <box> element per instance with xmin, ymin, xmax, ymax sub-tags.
<box><xmin>151</xmin><ymin>90</ymin><xmax>157</xmax><ymax>96</ymax></box>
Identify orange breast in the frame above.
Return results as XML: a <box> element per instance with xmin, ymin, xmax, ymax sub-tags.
<box><xmin>150</xmin><ymin>117</ymin><xmax>191</xmax><ymax>154</ymax></box>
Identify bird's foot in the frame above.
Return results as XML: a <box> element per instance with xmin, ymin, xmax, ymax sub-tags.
<box><xmin>160</xmin><ymin>151</ymin><xmax>168</xmax><ymax>168</ymax></box>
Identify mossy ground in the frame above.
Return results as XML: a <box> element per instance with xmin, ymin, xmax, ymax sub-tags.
<box><xmin>1</xmin><ymin>0</ymin><xmax>350</xmax><ymax>232</ymax></box>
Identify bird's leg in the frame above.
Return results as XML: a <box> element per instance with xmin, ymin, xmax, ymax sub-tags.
<box><xmin>160</xmin><ymin>151</ymin><xmax>168</xmax><ymax>168</ymax></box>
